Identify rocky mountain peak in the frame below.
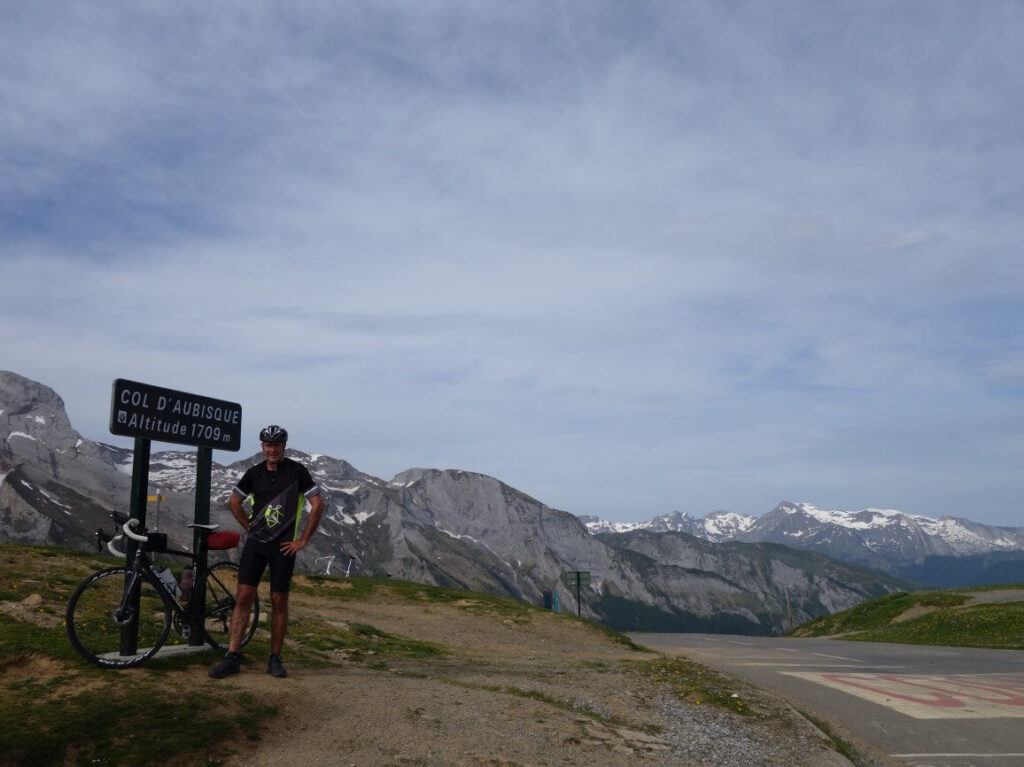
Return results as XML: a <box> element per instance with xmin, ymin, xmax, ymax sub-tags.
<box><xmin>0</xmin><ymin>371</ymin><xmax>80</xmax><ymax>454</ymax></box>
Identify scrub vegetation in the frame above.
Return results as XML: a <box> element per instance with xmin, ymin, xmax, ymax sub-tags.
<box><xmin>790</xmin><ymin>585</ymin><xmax>1024</xmax><ymax>649</ymax></box>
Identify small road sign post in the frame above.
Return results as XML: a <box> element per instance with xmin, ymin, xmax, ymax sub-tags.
<box><xmin>562</xmin><ymin>570</ymin><xmax>591</xmax><ymax>617</ymax></box>
<box><xmin>148</xmin><ymin>494</ymin><xmax>165</xmax><ymax>530</ymax></box>
<box><xmin>109</xmin><ymin>379</ymin><xmax>242</xmax><ymax>650</ymax></box>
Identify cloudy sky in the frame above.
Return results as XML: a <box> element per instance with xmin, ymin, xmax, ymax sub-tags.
<box><xmin>3</xmin><ymin>2</ymin><xmax>1022</xmax><ymax>526</ymax></box>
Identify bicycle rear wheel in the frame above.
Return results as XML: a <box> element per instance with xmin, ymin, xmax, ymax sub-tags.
<box><xmin>200</xmin><ymin>561</ymin><xmax>259</xmax><ymax>649</ymax></box>
<box><xmin>65</xmin><ymin>567</ymin><xmax>173</xmax><ymax>669</ymax></box>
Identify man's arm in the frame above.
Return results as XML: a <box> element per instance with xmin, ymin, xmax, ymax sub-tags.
<box><xmin>281</xmin><ymin>493</ymin><xmax>324</xmax><ymax>556</ymax></box>
<box><xmin>228</xmin><ymin>492</ymin><xmax>251</xmax><ymax>532</ymax></box>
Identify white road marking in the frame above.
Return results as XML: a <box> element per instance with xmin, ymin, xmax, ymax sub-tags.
<box><xmin>812</xmin><ymin>653</ymin><xmax>861</xmax><ymax>662</ymax></box>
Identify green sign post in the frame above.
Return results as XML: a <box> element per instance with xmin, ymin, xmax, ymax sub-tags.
<box><xmin>562</xmin><ymin>570</ymin><xmax>591</xmax><ymax>616</ymax></box>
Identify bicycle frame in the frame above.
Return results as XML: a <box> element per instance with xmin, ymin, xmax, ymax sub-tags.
<box><xmin>112</xmin><ymin>520</ymin><xmax>215</xmax><ymax>652</ymax></box>
<box><xmin>137</xmin><ymin>520</ymin><xmax>250</xmax><ymax>635</ymax></box>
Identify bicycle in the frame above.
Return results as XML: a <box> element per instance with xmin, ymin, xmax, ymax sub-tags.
<box><xmin>65</xmin><ymin>511</ymin><xmax>260</xmax><ymax>669</ymax></box>
<box><xmin>315</xmin><ymin>552</ymin><xmax>357</xmax><ymax>577</ymax></box>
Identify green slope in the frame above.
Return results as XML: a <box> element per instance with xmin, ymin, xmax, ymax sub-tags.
<box><xmin>790</xmin><ymin>584</ymin><xmax>1024</xmax><ymax>649</ymax></box>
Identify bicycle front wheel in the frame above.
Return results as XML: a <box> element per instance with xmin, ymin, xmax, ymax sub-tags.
<box><xmin>65</xmin><ymin>567</ymin><xmax>173</xmax><ymax>669</ymax></box>
<box><xmin>200</xmin><ymin>561</ymin><xmax>259</xmax><ymax>649</ymax></box>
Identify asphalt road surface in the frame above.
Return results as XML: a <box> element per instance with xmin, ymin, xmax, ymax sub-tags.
<box><xmin>630</xmin><ymin>633</ymin><xmax>1024</xmax><ymax>767</ymax></box>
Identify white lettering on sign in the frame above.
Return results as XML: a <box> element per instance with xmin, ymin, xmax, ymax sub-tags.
<box><xmin>120</xmin><ymin>412</ymin><xmax>191</xmax><ymax>438</ymax></box>
<box><xmin>110</xmin><ymin>379</ymin><xmax>242</xmax><ymax>450</ymax></box>
<box><xmin>119</xmin><ymin>389</ymin><xmax>151</xmax><ymax>408</ymax></box>
<box><xmin>162</xmin><ymin>398</ymin><xmax>240</xmax><ymax>424</ymax></box>
<box><xmin>118</xmin><ymin>391</ymin><xmax>241</xmax><ymax>425</ymax></box>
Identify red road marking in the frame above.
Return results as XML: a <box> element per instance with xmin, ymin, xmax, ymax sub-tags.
<box><xmin>783</xmin><ymin>673</ymin><xmax>1024</xmax><ymax>719</ymax></box>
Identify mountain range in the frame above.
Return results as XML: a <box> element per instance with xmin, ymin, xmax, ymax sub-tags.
<box><xmin>580</xmin><ymin>503</ymin><xmax>1024</xmax><ymax>587</ymax></box>
<box><xmin>3</xmin><ymin>370</ymin><xmax>1016</xmax><ymax>633</ymax></box>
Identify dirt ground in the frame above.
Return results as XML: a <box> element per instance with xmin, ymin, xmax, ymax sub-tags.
<box><xmin>204</xmin><ymin>582</ymin><xmax>860</xmax><ymax>767</ymax></box>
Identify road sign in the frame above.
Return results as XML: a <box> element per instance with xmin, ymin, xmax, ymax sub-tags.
<box><xmin>109</xmin><ymin>379</ymin><xmax>242</xmax><ymax>451</ymax></box>
<box><xmin>562</xmin><ymin>571</ymin><xmax>591</xmax><ymax>617</ymax></box>
<box><xmin>563</xmin><ymin>570</ymin><xmax>591</xmax><ymax>588</ymax></box>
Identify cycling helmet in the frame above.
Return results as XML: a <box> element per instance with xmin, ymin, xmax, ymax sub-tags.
<box><xmin>259</xmin><ymin>424</ymin><xmax>288</xmax><ymax>444</ymax></box>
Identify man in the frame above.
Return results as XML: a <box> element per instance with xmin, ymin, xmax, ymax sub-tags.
<box><xmin>209</xmin><ymin>424</ymin><xmax>325</xmax><ymax>679</ymax></box>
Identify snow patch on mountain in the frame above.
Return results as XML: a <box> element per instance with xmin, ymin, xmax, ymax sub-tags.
<box><xmin>334</xmin><ymin>508</ymin><xmax>376</xmax><ymax>525</ymax></box>
<box><xmin>784</xmin><ymin>504</ymin><xmax>921</xmax><ymax>531</ymax></box>
<box><xmin>325</xmin><ymin>484</ymin><xmax>362</xmax><ymax>496</ymax></box>
<box><xmin>581</xmin><ymin>509</ymin><xmax>759</xmax><ymax>541</ymax></box>
<box><xmin>577</xmin><ymin>516</ymin><xmax>646</xmax><ymax>534</ymax></box>
<box><xmin>703</xmin><ymin>510</ymin><xmax>757</xmax><ymax>538</ymax></box>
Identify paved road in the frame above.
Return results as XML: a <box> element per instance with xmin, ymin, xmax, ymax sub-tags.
<box><xmin>629</xmin><ymin>633</ymin><xmax>1024</xmax><ymax>767</ymax></box>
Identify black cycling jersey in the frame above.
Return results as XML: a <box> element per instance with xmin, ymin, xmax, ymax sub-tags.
<box><xmin>232</xmin><ymin>456</ymin><xmax>322</xmax><ymax>544</ymax></box>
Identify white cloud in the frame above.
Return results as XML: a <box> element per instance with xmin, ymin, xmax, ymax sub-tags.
<box><xmin>2</xmin><ymin>1</ymin><xmax>1024</xmax><ymax>525</ymax></box>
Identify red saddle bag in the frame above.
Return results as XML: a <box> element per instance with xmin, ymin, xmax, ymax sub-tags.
<box><xmin>207</xmin><ymin>531</ymin><xmax>240</xmax><ymax>550</ymax></box>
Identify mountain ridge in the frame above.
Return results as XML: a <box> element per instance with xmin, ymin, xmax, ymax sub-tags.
<box><xmin>581</xmin><ymin>501</ymin><xmax>1024</xmax><ymax>584</ymax></box>
<box><xmin>0</xmin><ymin>370</ymin><xmax>920</xmax><ymax>632</ymax></box>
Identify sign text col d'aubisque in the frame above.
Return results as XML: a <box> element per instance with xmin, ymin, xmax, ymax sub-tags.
<box><xmin>109</xmin><ymin>379</ymin><xmax>242</xmax><ymax>451</ymax></box>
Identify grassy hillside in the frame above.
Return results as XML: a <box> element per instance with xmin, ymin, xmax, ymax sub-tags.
<box><xmin>5</xmin><ymin>541</ymin><xmax>829</xmax><ymax>767</ymax></box>
<box><xmin>789</xmin><ymin>584</ymin><xmax>1024</xmax><ymax>649</ymax></box>
<box><xmin>2</xmin><ymin>543</ymin><xmax>297</xmax><ymax>766</ymax></box>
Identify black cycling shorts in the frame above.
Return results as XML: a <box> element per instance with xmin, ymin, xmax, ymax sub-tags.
<box><xmin>237</xmin><ymin>538</ymin><xmax>297</xmax><ymax>593</ymax></box>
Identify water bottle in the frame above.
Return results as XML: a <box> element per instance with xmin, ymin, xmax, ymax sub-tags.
<box><xmin>179</xmin><ymin>566</ymin><xmax>194</xmax><ymax>603</ymax></box>
<box><xmin>155</xmin><ymin>565</ymin><xmax>181</xmax><ymax>598</ymax></box>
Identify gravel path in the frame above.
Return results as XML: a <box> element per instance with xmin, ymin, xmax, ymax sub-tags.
<box><xmin>206</xmin><ymin>580</ymin><xmax>870</xmax><ymax>767</ymax></box>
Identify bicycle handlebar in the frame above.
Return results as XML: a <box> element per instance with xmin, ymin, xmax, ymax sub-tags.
<box><xmin>122</xmin><ymin>518</ymin><xmax>147</xmax><ymax>543</ymax></box>
<box><xmin>105</xmin><ymin>517</ymin><xmax>147</xmax><ymax>556</ymax></box>
<box><xmin>104</xmin><ymin>515</ymin><xmax>217</xmax><ymax>559</ymax></box>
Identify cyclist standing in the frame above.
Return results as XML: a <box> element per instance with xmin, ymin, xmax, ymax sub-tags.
<box><xmin>209</xmin><ymin>424</ymin><xmax>325</xmax><ymax>679</ymax></box>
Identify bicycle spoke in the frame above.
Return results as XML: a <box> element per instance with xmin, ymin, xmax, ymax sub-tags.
<box><xmin>66</xmin><ymin>569</ymin><xmax>172</xmax><ymax>668</ymax></box>
<box><xmin>201</xmin><ymin>562</ymin><xmax>259</xmax><ymax>649</ymax></box>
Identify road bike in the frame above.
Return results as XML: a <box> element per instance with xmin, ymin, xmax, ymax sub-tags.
<box><xmin>315</xmin><ymin>552</ymin><xmax>358</xmax><ymax>577</ymax></box>
<box><xmin>65</xmin><ymin>512</ymin><xmax>260</xmax><ymax>669</ymax></box>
